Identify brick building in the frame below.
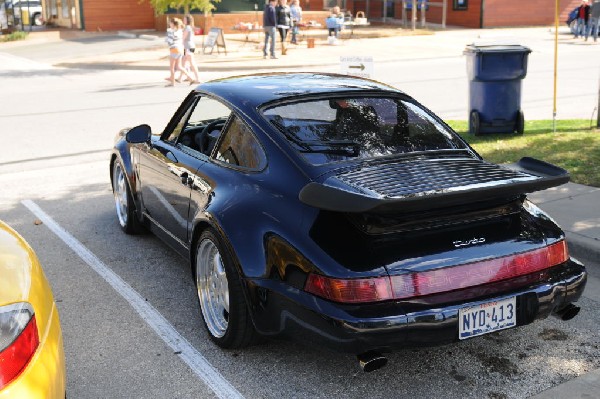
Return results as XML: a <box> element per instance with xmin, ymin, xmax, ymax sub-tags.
<box><xmin>39</xmin><ymin>0</ymin><xmax>581</xmax><ymax>31</ymax></box>
<box><xmin>346</xmin><ymin>0</ymin><xmax>580</xmax><ymax>29</ymax></box>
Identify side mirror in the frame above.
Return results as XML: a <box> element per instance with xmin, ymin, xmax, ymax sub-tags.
<box><xmin>125</xmin><ymin>124</ymin><xmax>152</xmax><ymax>143</ymax></box>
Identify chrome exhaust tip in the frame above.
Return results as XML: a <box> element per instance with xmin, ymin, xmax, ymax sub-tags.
<box><xmin>357</xmin><ymin>351</ymin><xmax>388</xmax><ymax>372</ymax></box>
<box><xmin>555</xmin><ymin>304</ymin><xmax>581</xmax><ymax>321</ymax></box>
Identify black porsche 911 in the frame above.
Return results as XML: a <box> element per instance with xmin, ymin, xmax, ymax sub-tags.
<box><xmin>110</xmin><ymin>73</ymin><xmax>586</xmax><ymax>372</ymax></box>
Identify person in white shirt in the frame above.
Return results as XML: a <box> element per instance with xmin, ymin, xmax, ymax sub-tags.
<box><xmin>165</xmin><ymin>18</ymin><xmax>194</xmax><ymax>87</ymax></box>
<box><xmin>178</xmin><ymin>15</ymin><xmax>200</xmax><ymax>84</ymax></box>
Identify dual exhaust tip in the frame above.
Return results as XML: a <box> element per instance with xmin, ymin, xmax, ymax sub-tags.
<box><xmin>357</xmin><ymin>351</ymin><xmax>388</xmax><ymax>372</ymax></box>
<box><xmin>555</xmin><ymin>303</ymin><xmax>581</xmax><ymax>321</ymax></box>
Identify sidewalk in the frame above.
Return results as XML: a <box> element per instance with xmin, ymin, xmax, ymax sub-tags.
<box><xmin>528</xmin><ymin>183</ymin><xmax>600</xmax><ymax>263</ymax></box>
<box><xmin>46</xmin><ymin>27</ymin><xmax>445</xmax><ymax>71</ymax></box>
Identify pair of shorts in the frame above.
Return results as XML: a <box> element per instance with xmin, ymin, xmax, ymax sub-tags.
<box><xmin>169</xmin><ymin>47</ymin><xmax>183</xmax><ymax>59</ymax></box>
<box><xmin>184</xmin><ymin>48</ymin><xmax>196</xmax><ymax>55</ymax></box>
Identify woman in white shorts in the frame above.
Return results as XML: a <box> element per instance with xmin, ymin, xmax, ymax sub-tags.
<box><xmin>165</xmin><ymin>18</ymin><xmax>194</xmax><ymax>87</ymax></box>
<box><xmin>178</xmin><ymin>15</ymin><xmax>200</xmax><ymax>84</ymax></box>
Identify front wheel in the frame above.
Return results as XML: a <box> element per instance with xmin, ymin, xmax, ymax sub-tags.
<box><xmin>195</xmin><ymin>228</ymin><xmax>260</xmax><ymax>348</ymax></box>
<box><xmin>32</xmin><ymin>13</ymin><xmax>42</xmax><ymax>26</ymax></box>
<box><xmin>111</xmin><ymin>161</ymin><xmax>142</xmax><ymax>234</ymax></box>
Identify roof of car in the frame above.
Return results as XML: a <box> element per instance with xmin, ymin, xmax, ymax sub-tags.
<box><xmin>196</xmin><ymin>73</ymin><xmax>404</xmax><ymax>109</ymax></box>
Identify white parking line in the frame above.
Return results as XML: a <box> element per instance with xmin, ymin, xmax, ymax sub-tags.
<box><xmin>21</xmin><ymin>199</ymin><xmax>245</xmax><ymax>399</ymax></box>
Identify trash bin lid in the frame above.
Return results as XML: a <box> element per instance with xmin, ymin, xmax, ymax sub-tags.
<box><xmin>464</xmin><ymin>41</ymin><xmax>531</xmax><ymax>54</ymax></box>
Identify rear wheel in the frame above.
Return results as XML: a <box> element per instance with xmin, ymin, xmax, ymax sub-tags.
<box><xmin>195</xmin><ymin>228</ymin><xmax>259</xmax><ymax>348</ymax></box>
<box><xmin>469</xmin><ymin>110</ymin><xmax>480</xmax><ymax>136</ymax></box>
<box><xmin>111</xmin><ymin>161</ymin><xmax>142</xmax><ymax>234</ymax></box>
<box><xmin>515</xmin><ymin>110</ymin><xmax>524</xmax><ymax>135</ymax></box>
<box><xmin>32</xmin><ymin>13</ymin><xmax>42</xmax><ymax>26</ymax></box>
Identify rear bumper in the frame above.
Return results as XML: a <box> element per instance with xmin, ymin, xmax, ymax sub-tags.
<box><xmin>249</xmin><ymin>259</ymin><xmax>586</xmax><ymax>354</ymax></box>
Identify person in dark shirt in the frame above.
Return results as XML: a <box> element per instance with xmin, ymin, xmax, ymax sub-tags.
<box><xmin>276</xmin><ymin>0</ymin><xmax>291</xmax><ymax>50</ymax></box>
<box><xmin>263</xmin><ymin>0</ymin><xmax>277</xmax><ymax>58</ymax></box>
<box><xmin>574</xmin><ymin>0</ymin><xmax>590</xmax><ymax>39</ymax></box>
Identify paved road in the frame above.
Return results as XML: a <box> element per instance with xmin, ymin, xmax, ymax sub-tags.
<box><xmin>1</xmin><ymin>28</ymin><xmax>599</xmax><ymax>399</ymax></box>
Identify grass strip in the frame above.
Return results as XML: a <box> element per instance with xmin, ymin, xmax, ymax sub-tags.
<box><xmin>447</xmin><ymin>120</ymin><xmax>600</xmax><ymax>187</ymax></box>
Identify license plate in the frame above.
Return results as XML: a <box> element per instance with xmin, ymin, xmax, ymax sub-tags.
<box><xmin>458</xmin><ymin>296</ymin><xmax>516</xmax><ymax>340</ymax></box>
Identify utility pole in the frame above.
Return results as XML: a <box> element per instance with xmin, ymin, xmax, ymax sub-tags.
<box><xmin>553</xmin><ymin>0</ymin><xmax>559</xmax><ymax>133</ymax></box>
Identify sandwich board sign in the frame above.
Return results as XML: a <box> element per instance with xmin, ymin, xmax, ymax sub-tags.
<box><xmin>340</xmin><ymin>56</ymin><xmax>373</xmax><ymax>79</ymax></box>
<box><xmin>203</xmin><ymin>27</ymin><xmax>227</xmax><ymax>55</ymax></box>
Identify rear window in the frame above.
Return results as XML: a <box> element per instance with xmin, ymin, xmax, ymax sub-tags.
<box><xmin>262</xmin><ymin>96</ymin><xmax>466</xmax><ymax>165</ymax></box>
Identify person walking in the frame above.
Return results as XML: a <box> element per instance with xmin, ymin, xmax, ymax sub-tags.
<box><xmin>165</xmin><ymin>18</ymin><xmax>194</xmax><ymax>86</ymax></box>
<box><xmin>574</xmin><ymin>0</ymin><xmax>590</xmax><ymax>39</ymax></box>
<box><xmin>589</xmin><ymin>0</ymin><xmax>600</xmax><ymax>41</ymax></box>
<box><xmin>290</xmin><ymin>0</ymin><xmax>302</xmax><ymax>45</ymax></box>
<box><xmin>178</xmin><ymin>15</ymin><xmax>200</xmax><ymax>84</ymax></box>
<box><xmin>263</xmin><ymin>0</ymin><xmax>277</xmax><ymax>59</ymax></box>
<box><xmin>276</xmin><ymin>0</ymin><xmax>291</xmax><ymax>55</ymax></box>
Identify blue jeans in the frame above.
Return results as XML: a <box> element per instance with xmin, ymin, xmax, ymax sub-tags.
<box><xmin>291</xmin><ymin>25</ymin><xmax>299</xmax><ymax>43</ymax></box>
<box><xmin>588</xmin><ymin>17</ymin><xmax>600</xmax><ymax>40</ymax></box>
<box><xmin>575</xmin><ymin>17</ymin><xmax>587</xmax><ymax>38</ymax></box>
<box><xmin>264</xmin><ymin>27</ymin><xmax>276</xmax><ymax>56</ymax></box>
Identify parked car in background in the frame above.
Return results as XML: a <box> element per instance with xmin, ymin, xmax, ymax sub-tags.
<box><xmin>3</xmin><ymin>0</ymin><xmax>43</xmax><ymax>26</ymax></box>
<box><xmin>14</xmin><ymin>0</ymin><xmax>43</xmax><ymax>25</ymax></box>
<box><xmin>0</xmin><ymin>221</ymin><xmax>66</xmax><ymax>398</ymax></box>
<box><xmin>111</xmin><ymin>73</ymin><xmax>587</xmax><ymax>372</ymax></box>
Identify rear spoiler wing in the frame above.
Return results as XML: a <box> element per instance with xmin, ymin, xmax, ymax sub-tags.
<box><xmin>299</xmin><ymin>157</ymin><xmax>569</xmax><ymax>213</ymax></box>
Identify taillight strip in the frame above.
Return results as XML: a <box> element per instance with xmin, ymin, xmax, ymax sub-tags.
<box><xmin>304</xmin><ymin>241</ymin><xmax>569</xmax><ymax>303</ymax></box>
<box><xmin>391</xmin><ymin>240</ymin><xmax>568</xmax><ymax>299</ymax></box>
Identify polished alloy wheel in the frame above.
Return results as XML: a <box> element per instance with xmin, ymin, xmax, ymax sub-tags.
<box><xmin>112</xmin><ymin>163</ymin><xmax>128</xmax><ymax>228</ymax></box>
<box><xmin>197</xmin><ymin>238</ymin><xmax>230</xmax><ymax>338</ymax></box>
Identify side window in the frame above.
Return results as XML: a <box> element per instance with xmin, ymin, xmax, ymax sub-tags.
<box><xmin>166</xmin><ymin>100</ymin><xmax>196</xmax><ymax>143</ymax></box>
<box><xmin>166</xmin><ymin>96</ymin><xmax>232</xmax><ymax>153</ymax></box>
<box><xmin>215</xmin><ymin>116</ymin><xmax>266</xmax><ymax>170</ymax></box>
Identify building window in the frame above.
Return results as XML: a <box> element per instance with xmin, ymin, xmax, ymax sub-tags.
<box><xmin>453</xmin><ymin>0</ymin><xmax>467</xmax><ymax>10</ymax></box>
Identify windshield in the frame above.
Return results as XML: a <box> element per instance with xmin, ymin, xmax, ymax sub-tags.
<box><xmin>262</xmin><ymin>96</ymin><xmax>467</xmax><ymax>165</ymax></box>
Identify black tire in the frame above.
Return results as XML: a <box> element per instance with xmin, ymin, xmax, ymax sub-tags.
<box><xmin>194</xmin><ymin>228</ymin><xmax>260</xmax><ymax>349</ymax></box>
<box><xmin>469</xmin><ymin>110</ymin><xmax>480</xmax><ymax>136</ymax></box>
<box><xmin>111</xmin><ymin>161</ymin><xmax>143</xmax><ymax>234</ymax></box>
<box><xmin>515</xmin><ymin>110</ymin><xmax>524</xmax><ymax>135</ymax></box>
<box><xmin>33</xmin><ymin>13</ymin><xmax>42</xmax><ymax>26</ymax></box>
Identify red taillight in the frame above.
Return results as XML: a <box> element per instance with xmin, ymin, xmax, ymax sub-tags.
<box><xmin>304</xmin><ymin>241</ymin><xmax>569</xmax><ymax>303</ymax></box>
<box><xmin>0</xmin><ymin>305</ymin><xmax>40</xmax><ymax>389</ymax></box>
<box><xmin>305</xmin><ymin>274</ymin><xmax>393</xmax><ymax>303</ymax></box>
<box><xmin>547</xmin><ymin>240</ymin><xmax>569</xmax><ymax>266</ymax></box>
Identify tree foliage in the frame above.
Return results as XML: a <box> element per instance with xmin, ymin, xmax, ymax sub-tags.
<box><xmin>144</xmin><ymin>0</ymin><xmax>221</xmax><ymax>15</ymax></box>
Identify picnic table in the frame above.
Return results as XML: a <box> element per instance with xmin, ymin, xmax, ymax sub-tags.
<box><xmin>342</xmin><ymin>20</ymin><xmax>371</xmax><ymax>37</ymax></box>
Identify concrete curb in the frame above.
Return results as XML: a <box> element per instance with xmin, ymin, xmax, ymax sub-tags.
<box><xmin>117</xmin><ymin>31</ymin><xmax>137</xmax><ymax>39</ymax></box>
<box><xmin>529</xmin><ymin>368</ymin><xmax>600</xmax><ymax>399</ymax></box>
<box><xmin>566</xmin><ymin>232</ymin><xmax>600</xmax><ymax>263</ymax></box>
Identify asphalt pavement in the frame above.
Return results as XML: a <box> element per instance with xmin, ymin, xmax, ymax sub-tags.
<box><xmin>1</xmin><ymin>25</ymin><xmax>599</xmax><ymax>398</ymax></box>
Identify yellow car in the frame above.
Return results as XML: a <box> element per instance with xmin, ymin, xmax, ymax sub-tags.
<box><xmin>0</xmin><ymin>221</ymin><xmax>66</xmax><ymax>398</ymax></box>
